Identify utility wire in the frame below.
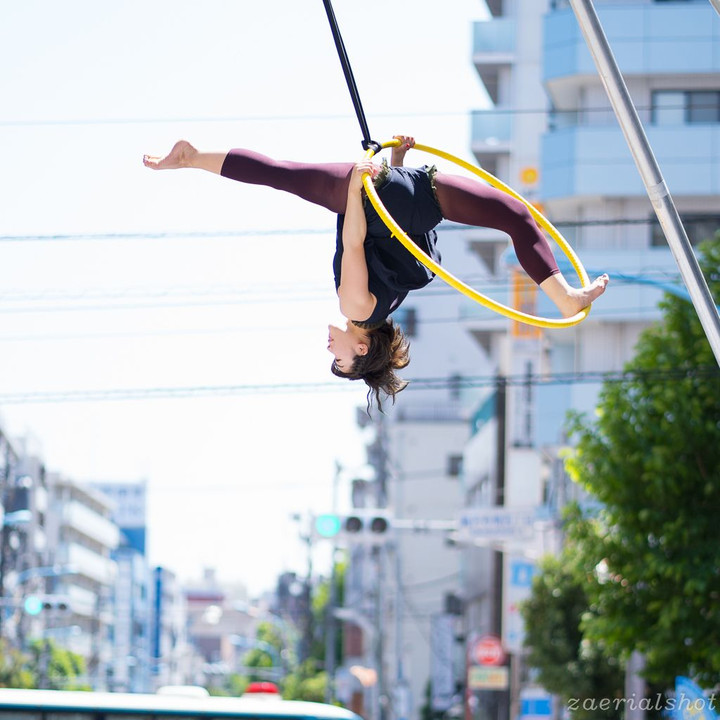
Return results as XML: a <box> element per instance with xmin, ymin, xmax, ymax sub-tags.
<box><xmin>0</xmin><ymin>216</ymin><xmax>715</xmax><ymax>243</ymax></box>
<box><xmin>0</xmin><ymin>100</ymin><xmax>708</xmax><ymax>128</ymax></box>
<box><xmin>0</xmin><ymin>367</ymin><xmax>715</xmax><ymax>405</ymax></box>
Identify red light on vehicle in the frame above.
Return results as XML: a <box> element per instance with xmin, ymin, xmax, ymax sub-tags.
<box><xmin>244</xmin><ymin>682</ymin><xmax>280</xmax><ymax>695</ymax></box>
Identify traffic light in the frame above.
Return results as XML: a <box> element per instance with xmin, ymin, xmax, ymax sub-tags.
<box><xmin>313</xmin><ymin>510</ymin><xmax>393</xmax><ymax>545</ymax></box>
<box><xmin>23</xmin><ymin>595</ymin><xmax>71</xmax><ymax>615</ymax></box>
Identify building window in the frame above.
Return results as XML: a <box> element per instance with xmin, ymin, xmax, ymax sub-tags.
<box><xmin>448</xmin><ymin>373</ymin><xmax>463</xmax><ymax>401</ymax></box>
<box><xmin>688</xmin><ymin>91</ymin><xmax>720</xmax><ymax>123</ymax></box>
<box><xmin>447</xmin><ymin>455</ymin><xmax>463</xmax><ymax>478</ymax></box>
<box><xmin>652</xmin><ymin>90</ymin><xmax>720</xmax><ymax>125</ymax></box>
<box><xmin>651</xmin><ymin>214</ymin><xmax>720</xmax><ymax>247</ymax></box>
<box><xmin>395</xmin><ymin>307</ymin><xmax>418</xmax><ymax>338</ymax></box>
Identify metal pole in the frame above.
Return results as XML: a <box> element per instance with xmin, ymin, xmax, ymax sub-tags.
<box><xmin>569</xmin><ymin>0</ymin><xmax>720</xmax><ymax>367</ymax></box>
<box><xmin>325</xmin><ymin>462</ymin><xmax>341</xmax><ymax>704</ymax></box>
<box><xmin>709</xmin><ymin>0</ymin><xmax>720</xmax><ymax>17</ymax></box>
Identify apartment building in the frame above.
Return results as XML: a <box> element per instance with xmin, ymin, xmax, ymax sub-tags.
<box><xmin>45</xmin><ymin>472</ymin><xmax>120</xmax><ymax>689</ymax></box>
<box><xmin>462</xmin><ymin>0</ymin><xmax>720</xmax><ymax>718</ymax></box>
<box><xmin>345</xmin><ymin>2</ymin><xmax>720</xmax><ymax>719</ymax></box>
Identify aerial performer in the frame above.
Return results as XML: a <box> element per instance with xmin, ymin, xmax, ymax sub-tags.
<box><xmin>143</xmin><ymin>136</ymin><xmax>609</xmax><ymax>410</ymax></box>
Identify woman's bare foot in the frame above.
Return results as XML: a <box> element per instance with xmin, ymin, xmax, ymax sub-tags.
<box><xmin>143</xmin><ymin>141</ymin><xmax>228</xmax><ymax>175</ymax></box>
<box><xmin>143</xmin><ymin>140</ymin><xmax>198</xmax><ymax>170</ymax></box>
<box><xmin>540</xmin><ymin>273</ymin><xmax>610</xmax><ymax>318</ymax></box>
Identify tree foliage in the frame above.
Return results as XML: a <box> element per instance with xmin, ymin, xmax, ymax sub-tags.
<box><xmin>0</xmin><ymin>639</ymin><xmax>89</xmax><ymax>690</ymax></box>
<box><xmin>0</xmin><ymin>640</ymin><xmax>34</xmax><ymax>688</ymax></box>
<box><xmin>215</xmin><ymin>561</ymin><xmax>346</xmax><ymax>703</ymax></box>
<box><xmin>562</xmin><ymin>237</ymin><xmax>720</xmax><ymax>688</ymax></box>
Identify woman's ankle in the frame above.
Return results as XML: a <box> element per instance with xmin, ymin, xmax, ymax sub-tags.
<box><xmin>539</xmin><ymin>273</ymin><xmax>609</xmax><ymax>318</ymax></box>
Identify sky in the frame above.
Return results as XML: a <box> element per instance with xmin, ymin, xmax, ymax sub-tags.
<box><xmin>0</xmin><ymin>0</ymin><xmax>486</xmax><ymax>596</ymax></box>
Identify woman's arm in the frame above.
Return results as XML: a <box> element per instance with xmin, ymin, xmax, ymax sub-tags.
<box><xmin>143</xmin><ymin>140</ymin><xmax>227</xmax><ymax>175</ymax></box>
<box><xmin>337</xmin><ymin>162</ymin><xmax>379</xmax><ymax>320</ymax></box>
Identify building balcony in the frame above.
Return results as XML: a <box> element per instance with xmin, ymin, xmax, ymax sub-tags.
<box><xmin>62</xmin><ymin>500</ymin><xmax>121</xmax><ymax>549</ymax></box>
<box><xmin>544</xmin><ymin>3</ymin><xmax>720</xmax><ymax>84</ymax></box>
<box><xmin>473</xmin><ymin>17</ymin><xmax>516</xmax><ymax>65</ymax></box>
<box><xmin>460</xmin><ymin>245</ymin><xmax>676</xmax><ymax>331</ymax></box>
<box><xmin>541</xmin><ymin>122</ymin><xmax>720</xmax><ymax>199</ymax></box>
<box><xmin>471</xmin><ymin>109</ymin><xmax>513</xmax><ymax>157</ymax></box>
<box><xmin>56</xmin><ymin>541</ymin><xmax>117</xmax><ymax>585</ymax></box>
<box><xmin>473</xmin><ymin>17</ymin><xmax>516</xmax><ymax>101</ymax></box>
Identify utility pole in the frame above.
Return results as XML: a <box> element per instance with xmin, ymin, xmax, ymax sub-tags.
<box><xmin>0</xmin><ymin>439</ymin><xmax>15</xmax><ymax>641</ymax></box>
<box><xmin>325</xmin><ymin>461</ymin><xmax>342</xmax><ymax>704</ymax></box>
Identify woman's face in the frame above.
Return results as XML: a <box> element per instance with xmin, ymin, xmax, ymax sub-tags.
<box><xmin>327</xmin><ymin>321</ymin><xmax>368</xmax><ymax>373</ymax></box>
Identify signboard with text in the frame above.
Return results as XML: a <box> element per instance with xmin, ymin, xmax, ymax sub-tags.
<box><xmin>468</xmin><ymin>666</ymin><xmax>509</xmax><ymax>691</ymax></box>
<box><xmin>458</xmin><ymin>507</ymin><xmax>536</xmax><ymax>542</ymax></box>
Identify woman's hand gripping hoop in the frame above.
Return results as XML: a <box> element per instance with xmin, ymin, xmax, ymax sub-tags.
<box><xmin>362</xmin><ymin>139</ymin><xmax>592</xmax><ymax>329</ymax></box>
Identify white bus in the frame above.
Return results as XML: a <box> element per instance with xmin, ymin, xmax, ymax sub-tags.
<box><xmin>0</xmin><ymin>689</ymin><xmax>362</xmax><ymax>720</ymax></box>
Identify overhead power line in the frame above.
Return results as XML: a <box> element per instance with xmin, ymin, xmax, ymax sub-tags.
<box><xmin>0</xmin><ymin>101</ymin><xmax>705</xmax><ymax>128</ymax></box>
<box><xmin>0</xmin><ymin>366</ymin><xmax>715</xmax><ymax>405</ymax></box>
<box><xmin>1</xmin><ymin>216</ymin><xmax>716</xmax><ymax>244</ymax></box>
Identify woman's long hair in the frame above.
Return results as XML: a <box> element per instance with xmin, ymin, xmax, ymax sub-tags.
<box><xmin>330</xmin><ymin>319</ymin><xmax>410</xmax><ymax>413</ymax></box>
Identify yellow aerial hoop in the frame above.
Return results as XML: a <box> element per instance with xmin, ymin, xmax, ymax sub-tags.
<box><xmin>362</xmin><ymin>139</ymin><xmax>592</xmax><ymax>329</ymax></box>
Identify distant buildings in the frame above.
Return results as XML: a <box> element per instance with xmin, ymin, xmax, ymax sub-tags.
<box><xmin>0</xmin><ymin>436</ymin><xmax>263</xmax><ymax>692</ymax></box>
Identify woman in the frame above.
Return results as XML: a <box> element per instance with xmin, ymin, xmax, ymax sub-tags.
<box><xmin>143</xmin><ymin>136</ymin><xmax>608</xmax><ymax>410</ymax></box>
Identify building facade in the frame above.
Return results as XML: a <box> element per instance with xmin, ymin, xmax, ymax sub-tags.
<box><xmin>462</xmin><ymin>0</ymin><xmax>720</xmax><ymax>718</ymax></box>
<box><xmin>91</xmin><ymin>480</ymin><xmax>152</xmax><ymax>692</ymax></box>
<box><xmin>45</xmin><ymin>472</ymin><xmax>120</xmax><ymax>689</ymax></box>
<box><xmin>344</xmin><ymin>2</ymin><xmax>720</xmax><ymax>719</ymax></box>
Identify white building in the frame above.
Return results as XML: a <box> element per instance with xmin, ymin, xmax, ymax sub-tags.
<box><xmin>45</xmin><ymin>472</ymin><xmax>120</xmax><ymax>689</ymax></box>
<box><xmin>346</xmin><ymin>2</ymin><xmax>720</xmax><ymax>719</ymax></box>
<box><xmin>91</xmin><ymin>479</ymin><xmax>152</xmax><ymax>693</ymax></box>
<box><xmin>151</xmin><ymin>565</ymin><xmax>197</xmax><ymax>689</ymax></box>
<box><xmin>462</xmin><ymin>1</ymin><xmax>720</xmax><ymax>718</ymax></box>
<box><xmin>345</xmin><ymin>230</ymin><xmax>492</xmax><ymax>720</ymax></box>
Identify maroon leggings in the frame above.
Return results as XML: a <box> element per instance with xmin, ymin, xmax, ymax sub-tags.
<box><xmin>220</xmin><ymin>149</ymin><xmax>558</xmax><ymax>285</ymax></box>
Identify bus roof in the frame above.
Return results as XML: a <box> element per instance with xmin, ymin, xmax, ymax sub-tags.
<box><xmin>0</xmin><ymin>689</ymin><xmax>361</xmax><ymax>720</ymax></box>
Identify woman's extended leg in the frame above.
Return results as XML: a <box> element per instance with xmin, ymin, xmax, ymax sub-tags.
<box><xmin>434</xmin><ymin>172</ymin><xmax>608</xmax><ymax>316</ymax></box>
<box><xmin>144</xmin><ymin>141</ymin><xmax>353</xmax><ymax>214</ymax></box>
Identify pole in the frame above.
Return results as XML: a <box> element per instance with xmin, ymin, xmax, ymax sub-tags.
<box><xmin>325</xmin><ymin>463</ymin><xmax>341</xmax><ymax>704</ymax></box>
<box><xmin>568</xmin><ymin>0</ymin><xmax>720</xmax><ymax>367</ymax></box>
<box><xmin>374</xmin><ymin>546</ymin><xmax>386</xmax><ymax>720</ymax></box>
<box><xmin>709</xmin><ymin>0</ymin><xmax>720</xmax><ymax>16</ymax></box>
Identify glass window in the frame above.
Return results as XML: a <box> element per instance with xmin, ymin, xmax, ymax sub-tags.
<box><xmin>688</xmin><ymin>91</ymin><xmax>720</xmax><ymax>123</ymax></box>
<box><xmin>652</xmin><ymin>90</ymin><xmax>720</xmax><ymax>125</ymax></box>
<box><xmin>447</xmin><ymin>455</ymin><xmax>463</xmax><ymax>478</ymax></box>
<box><xmin>651</xmin><ymin>214</ymin><xmax>720</xmax><ymax>247</ymax></box>
<box><xmin>651</xmin><ymin>91</ymin><xmax>684</xmax><ymax>125</ymax></box>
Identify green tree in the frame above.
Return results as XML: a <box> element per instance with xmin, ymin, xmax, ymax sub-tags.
<box><xmin>283</xmin><ymin>659</ymin><xmax>328</xmax><ymax>703</ymax></box>
<box><xmin>25</xmin><ymin>639</ymin><xmax>90</xmax><ymax>690</ymax></box>
<box><xmin>207</xmin><ymin>673</ymin><xmax>248</xmax><ymax>697</ymax></box>
<box><xmin>282</xmin><ymin>560</ymin><xmax>345</xmax><ymax>703</ymax></box>
<box><xmin>563</xmin><ymin>236</ymin><xmax>720</xmax><ymax>689</ymax></box>
<box><xmin>0</xmin><ymin>640</ymin><xmax>34</xmax><ymax>688</ymax></box>
<box><xmin>241</xmin><ymin>621</ymin><xmax>284</xmax><ymax>683</ymax></box>
<box><xmin>521</xmin><ymin>514</ymin><xmax>624</xmax><ymax>720</ymax></box>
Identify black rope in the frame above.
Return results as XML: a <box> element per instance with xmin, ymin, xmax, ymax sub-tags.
<box><xmin>321</xmin><ymin>0</ymin><xmax>381</xmax><ymax>154</ymax></box>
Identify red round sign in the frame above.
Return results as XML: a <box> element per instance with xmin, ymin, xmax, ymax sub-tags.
<box><xmin>472</xmin><ymin>635</ymin><xmax>505</xmax><ymax>666</ymax></box>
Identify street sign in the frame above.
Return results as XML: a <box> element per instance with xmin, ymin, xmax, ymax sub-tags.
<box><xmin>467</xmin><ymin>666</ymin><xmax>509</xmax><ymax>690</ymax></box>
<box><xmin>458</xmin><ymin>507</ymin><xmax>537</xmax><ymax>542</ymax></box>
<box><xmin>471</xmin><ymin>634</ymin><xmax>505</xmax><ymax>666</ymax></box>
